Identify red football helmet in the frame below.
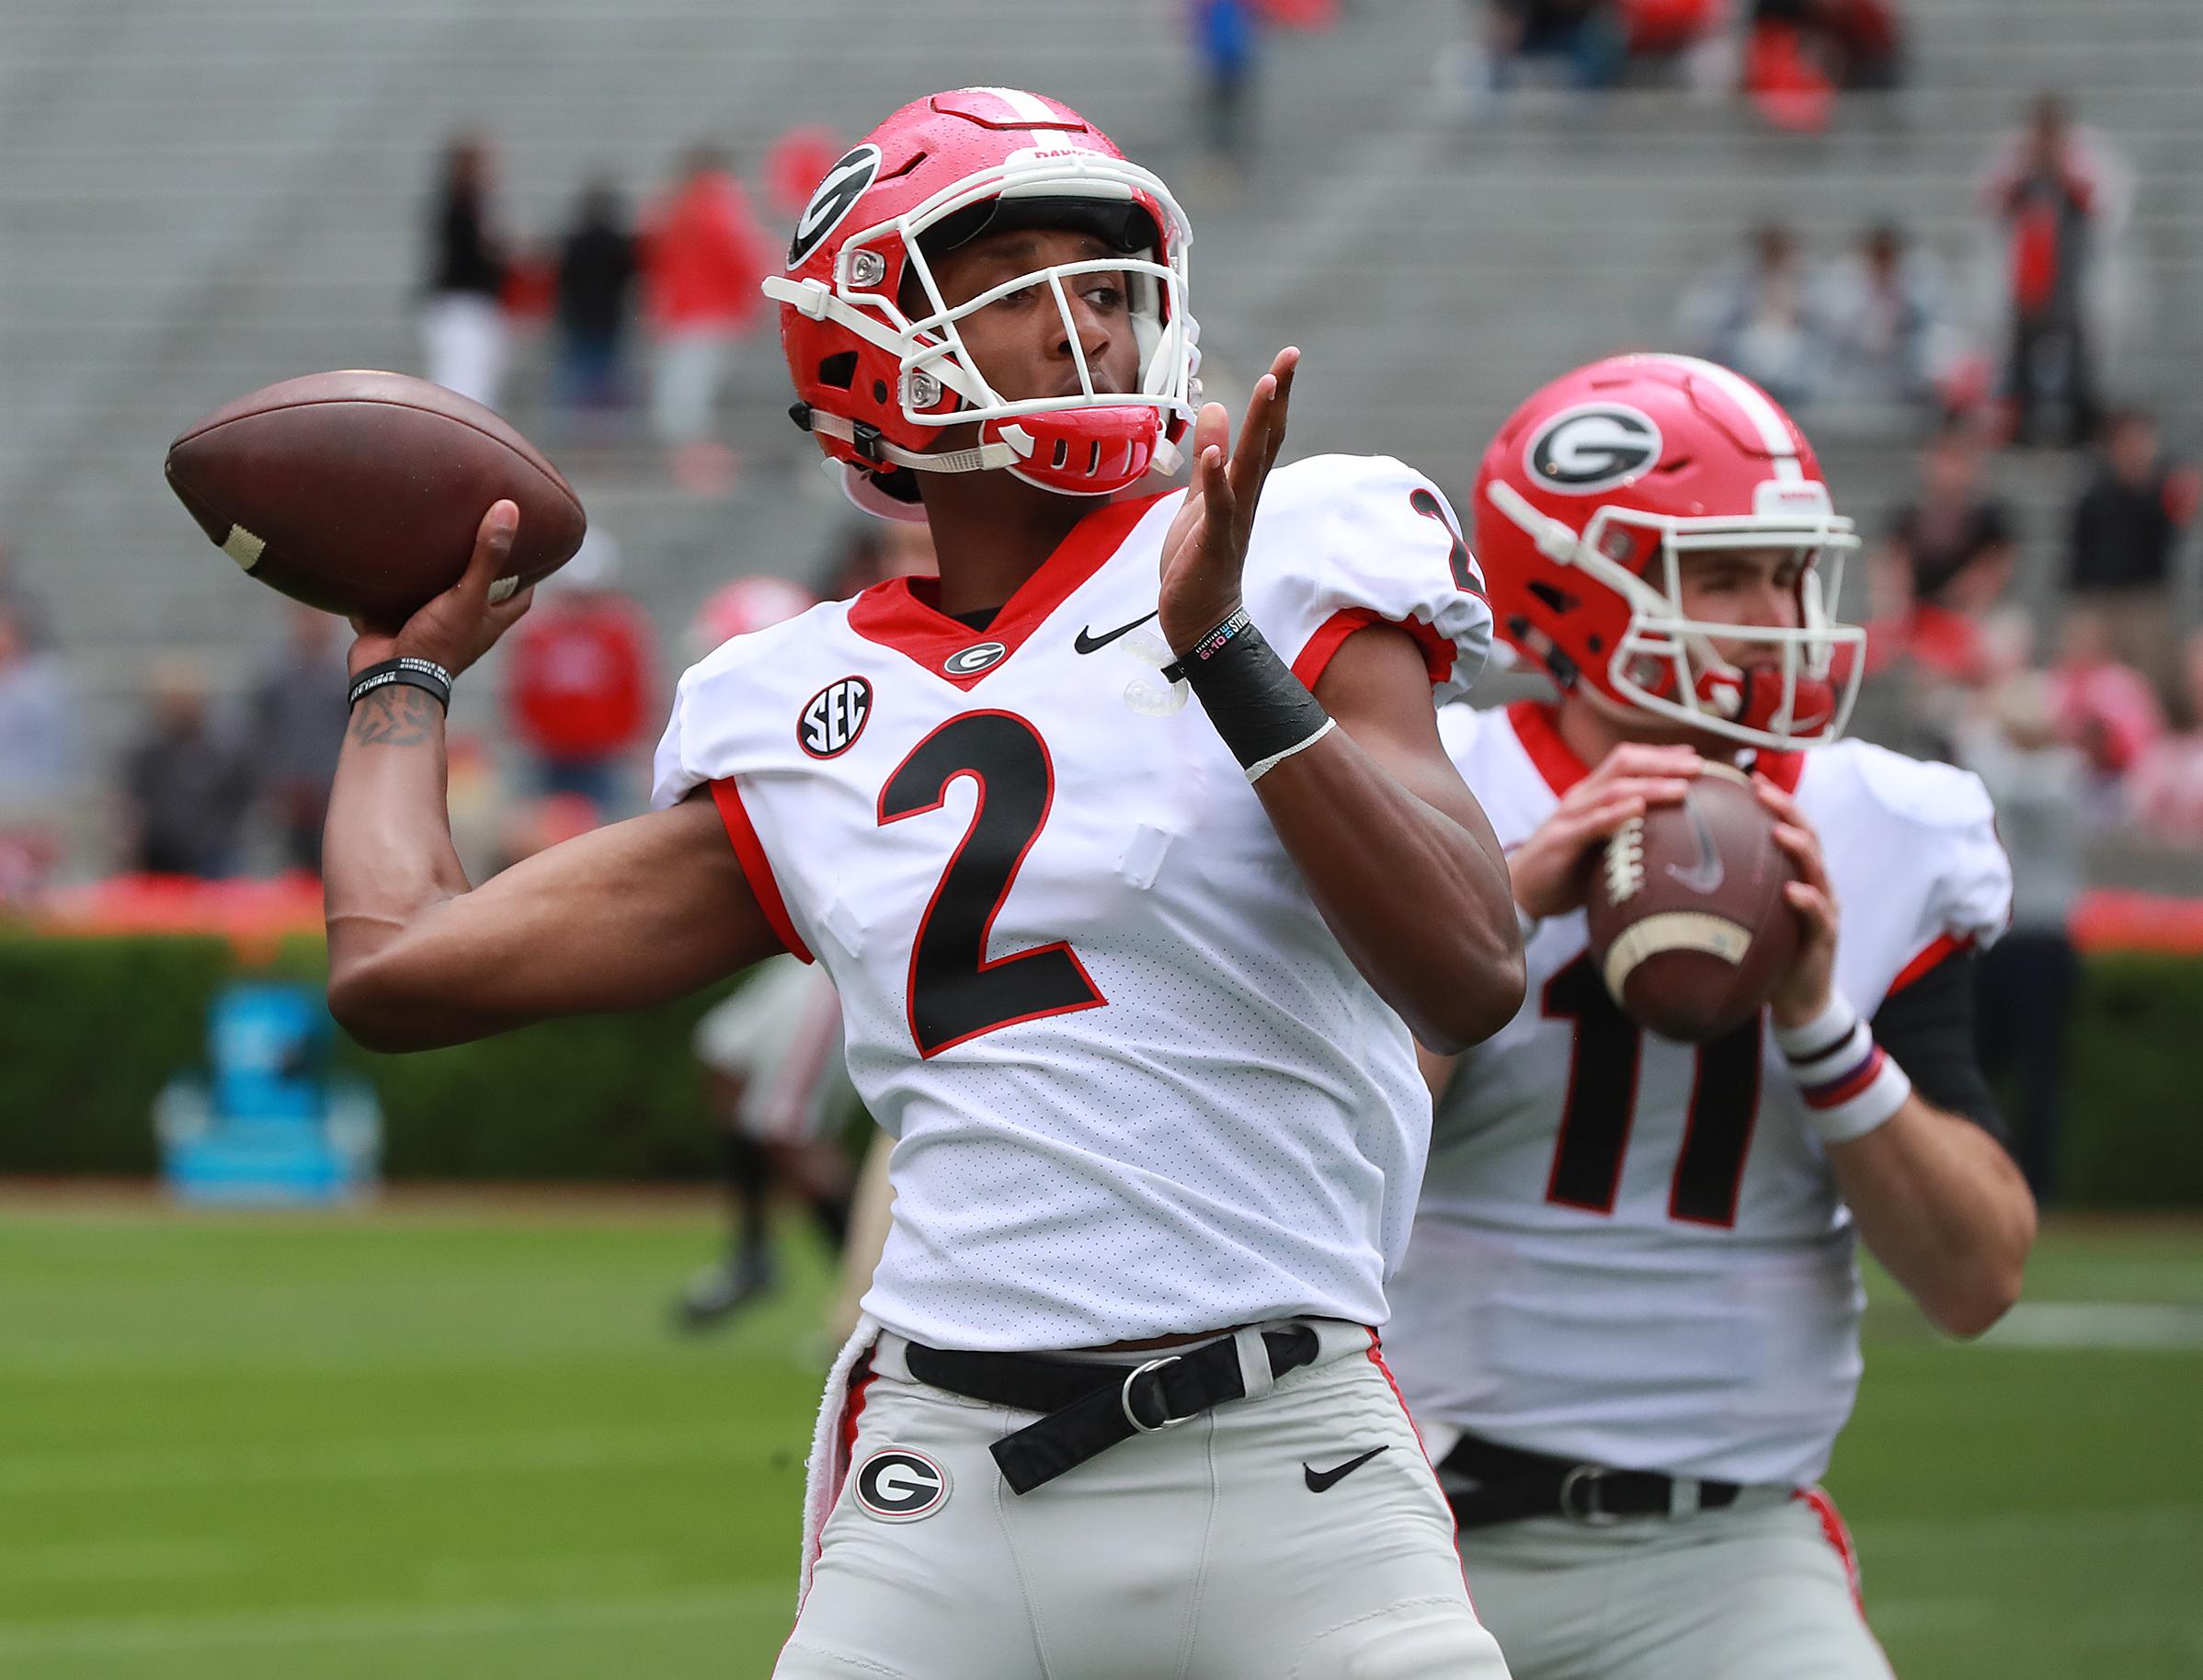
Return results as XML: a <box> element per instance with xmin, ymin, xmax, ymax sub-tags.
<box><xmin>761</xmin><ymin>87</ymin><xmax>1199</xmax><ymax>521</ymax></box>
<box><xmin>1475</xmin><ymin>353</ymin><xmax>1864</xmax><ymax>750</ymax></box>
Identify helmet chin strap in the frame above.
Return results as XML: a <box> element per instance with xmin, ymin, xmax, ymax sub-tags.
<box><xmin>799</xmin><ymin>406</ymin><xmax>1016</xmax><ymax>475</ymax></box>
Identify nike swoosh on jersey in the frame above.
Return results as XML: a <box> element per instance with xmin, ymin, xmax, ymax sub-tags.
<box><xmin>1302</xmin><ymin>1445</ymin><xmax>1388</xmax><ymax>1492</ymax></box>
<box><xmin>1666</xmin><ymin>796</ymin><xmax>1726</xmax><ymax>894</ymax></box>
<box><xmin>1074</xmin><ymin>610</ymin><xmax>1159</xmax><ymax>655</ymax></box>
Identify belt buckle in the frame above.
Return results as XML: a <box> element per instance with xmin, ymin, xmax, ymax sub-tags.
<box><xmin>1121</xmin><ymin>1354</ymin><xmax>1197</xmax><ymax>1434</ymax></box>
<box><xmin>1558</xmin><ymin>1464</ymin><xmax>1622</xmax><ymax>1526</ymax></box>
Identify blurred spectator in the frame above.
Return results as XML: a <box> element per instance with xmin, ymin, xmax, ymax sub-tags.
<box><xmin>419</xmin><ymin>134</ymin><xmax>509</xmax><ymax>410</ymax></box>
<box><xmin>2129</xmin><ymin>630</ymin><xmax>2203</xmax><ymax>844</ymax></box>
<box><xmin>554</xmin><ymin>179</ymin><xmax>639</xmax><ymax>417</ymax></box>
<box><xmin>1192</xmin><ymin>0</ymin><xmax>1261</xmax><ymax>172</ymax></box>
<box><xmin>1742</xmin><ymin>0</ymin><xmax>1901</xmax><ymax>129</ymax></box>
<box><xmin>2048</xmin><ymin>605</ymin><xmax>2163</xmax><ymax>791</ymax></box>
<box><xmin>764</xmin><ymin>126</ymin><xmax>843</xmax><ymax>223</ymax></box>
<box><xmin>0</xmin><ymin>539</ymin><xmax>54</xmax><ymax>653</ymax></box>
<box><xmin>1747</xmin><ymin>0</ymin><xmax>1902</xmax><ymax>95</ymax></box>
<box><xmin>2066</xmin><ymin>408</ymin><xmax>2200</xmax><ymax>701</ymax></box>
<box><xmin>250</xmin><ymin>605</ymin><xmax>348</xmax><ymax>875</ymax></box>
<box><xmin>815</xmin><ymin>520</ymin><xmax>941</xmax><ymax>602</ymax></box>
<box><xmin>0</xmin><ymin>600</ymin><xmax>73</xmax><ymax>902</ymax></box>
<box><xmin>1675</xmin><ymin>222</ymin><xmax>1827</xmax><ymax>408</ymax></box>
<box><xmin>1960</xmin><ymin>671</ymin><xmax>2084</xmax><ymax>1203</ymax></box>
<box><xmin>642</xmin><ymin>147</ymin><xmax>771</xmax><ymax>490</ymax></box>
<box><xmin>501</xmin><ymin>531</ymin><xmax>656</xmax><ymax>819</ymax></box>
<box><xmin>1978</xmin><ymin>94</ymin><xmax>2131</xmax><ymax>448</ymax></box>
<box><xmin>1459</xmin><ymin>0</ymin><xmax>1626</xmax><ymax>100</ymax></box>
<box><xmin>1617</xmin><ymin>0</ymin><xmax>1731</xmax><ymax>97</ymax></box>
<box><xmin>685</xmin><ymin>576</ymin><xmax>820</xmax><ymax>665</ymax></box>
<box><xmin>124</xmin><ymin>662</ymin><xmax>254</xmax><ymax>878</ymax></box>
<box><xmin>1820</xmin><ymin>221</ymin><xmax>1962</xmax><ymax>420</ymax></box>
<box><xmin>1881</xmin><ymin>424</ymin><xmax>2017</xmax><ymax>615</ymax></box>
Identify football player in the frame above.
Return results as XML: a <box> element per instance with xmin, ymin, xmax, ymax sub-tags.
<box><xmin>1383</xmin><ymin>352</ymin><xmax>2038</xmax><ymax>1680</ymax></box>
<box><xmin>323</xmin><ymin>89</ymin><xmax>1522</xmax><ymax>1677</ymax></box>
<box><xmin>674</xmin><ymin>578</ymin><xmax>860</xmax><ymax>1331</ymax></box>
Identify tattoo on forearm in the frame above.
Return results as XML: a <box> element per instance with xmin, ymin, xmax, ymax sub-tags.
<box><xmin>348</xmin><ymin>684</ymin><xmax>442</xmax><ymax>747</ymax></box>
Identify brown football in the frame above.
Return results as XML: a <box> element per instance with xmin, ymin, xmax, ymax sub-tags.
<box><xmin>1582</xmin><ymin>762</ymin><xmax>1800</xmax><ymax>1043</ymax></box>
<box><xmin>165</xmin><ymin>371</ymin><xmax>587</xmax><ymax>627</ymax></box>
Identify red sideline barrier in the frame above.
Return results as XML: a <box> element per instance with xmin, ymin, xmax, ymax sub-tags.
<box><xmin>2069</xmin><ymin>888</ymin><xmax>2203</xmax><ymax>956</ymax></box>
<box><xmin>22</xmin><ymin>875</ymin><xmax>2203</xmax><ymax>958</ymax></box>
<box><xmin>29</xmin><ymin>874</ymin><xmax>325</xmax><ymax>961</ymax></box>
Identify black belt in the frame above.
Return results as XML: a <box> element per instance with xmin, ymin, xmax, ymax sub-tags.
<box><xmin>903</xmin><ymin>1324</ymin><xmax>1321</xmax><ymax>1495</ymax></box>
<box><xmin>1441</xmin><ymin>1433</ymin><xmax>1743</xmax><ymax>1528</ymax></box>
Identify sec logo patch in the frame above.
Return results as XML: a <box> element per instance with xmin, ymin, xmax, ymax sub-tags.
<box><xmin>853</xmin><ymin>1448</ymin><xmax>950</xmax><ymax>1522</ymax></box>
<box><xmin>799</xmin><ymin>676</ymin><xmax>872</xmax><ymax>759</ymax></box>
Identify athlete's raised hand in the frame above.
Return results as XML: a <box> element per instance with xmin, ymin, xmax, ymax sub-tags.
<box><xmin>1508</xmin><ymin>743</ymin><xmax>1703</xmax><ymax>921</ymax></box>
<box><xmin>347</xmin><ymin>500</ymin><xmax>535</xmax><ymax>682</ymax></box>
<box><xmin>1156</xmin><ymin>346</ymin><xmax>1299</xmax><ymax>651</ymax></box>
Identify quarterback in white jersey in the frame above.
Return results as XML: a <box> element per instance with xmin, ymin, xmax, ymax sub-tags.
<box><xmin>1382</xmin><ymin>355</ymin><xmax>2038</xmax><ymax>1680</ymax></box>
<box><xmin>320</xmin><ymin>88</ymin><xmax>1521</xmax><ymax>1679</ymax></box>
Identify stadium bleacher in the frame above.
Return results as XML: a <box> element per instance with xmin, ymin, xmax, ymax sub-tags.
<box><xmin>1</xmin><ymin>0</ymin><xmax>2197</xmax><ymax>875</ymax></box>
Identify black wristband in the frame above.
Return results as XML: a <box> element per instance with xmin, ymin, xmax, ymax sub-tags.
<box><xmin>348</xmin><ymin>657</ymin><xmax>453</xmax><ymax>714</ymax></box>
<box><xmin>1167</xmin><ymin>608</ymin><xmax>1334</xmax><ymax>781</ymax></box>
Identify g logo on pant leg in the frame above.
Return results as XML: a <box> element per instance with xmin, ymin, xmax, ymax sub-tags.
<box><xmin>853</xmin><ymin>1448</ymin><xmax>950</xmax><ymax>1523</ymax></box>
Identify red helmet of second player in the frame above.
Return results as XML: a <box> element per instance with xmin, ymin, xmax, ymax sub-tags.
<box><xmin>1475</xmin><ymin>353</ymin><xmax>1864</xmax><ymax>751</ymax></box>
<box><xmin>762</xmin><ymin>87</ymin><xmax>1200</xmax><ymax>520</ymax></box>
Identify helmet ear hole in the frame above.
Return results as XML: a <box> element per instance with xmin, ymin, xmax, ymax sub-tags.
<box><xmin>816</xmin><ymin>353</ymin><xmax>859</xmax><ymax>390</ymax></box>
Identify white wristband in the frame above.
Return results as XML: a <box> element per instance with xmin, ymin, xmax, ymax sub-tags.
<box><xmin>1775</xmin><ymin>991</ymin><xmax>1911</xmax><ymax>1147</ymax></box>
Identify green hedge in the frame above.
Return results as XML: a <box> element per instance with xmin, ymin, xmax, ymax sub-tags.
<box><xmin>2059</xmin><ymin>953</ymin><xmax>2203</xmax><ymax>1208</ymax></box>
<box><xmin>0</xmin><ymin>934</ymin><xmax>739</xmax><ymax>1183</ymax></box>
<box><xmin>4</xmin><ymin>934</ymin><xmax>2201</xmax><ymax>1206</ymax></box>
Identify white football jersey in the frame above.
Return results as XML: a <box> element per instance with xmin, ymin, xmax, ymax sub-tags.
<box><xmin>1384</xmin><ymin>702</ymin><xmax>2011</xmax><ymax>1488</ymax></box>
<box><xmin>654</xmin><ymin>455</ymin><xmax>1493</xmax><ymax>1352</ymax></box>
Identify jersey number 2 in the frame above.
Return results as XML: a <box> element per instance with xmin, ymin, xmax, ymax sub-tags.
<box><xmin>879</xmin><ymin>712</ymin><xmax>1105</xmax><ymax>1057</ymax></box>
<box><xmin>1541</xmin><ymin>952</ymin><xmax>1761</xmax><ymax>1227</ymax></box>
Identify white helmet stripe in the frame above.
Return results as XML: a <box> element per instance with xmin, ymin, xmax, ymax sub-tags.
<box><xmin>1644</xmin><ymin>353</ymin><xmax>1805</xmax><ymax>481</ymax></box>
<box><xmin>965</xmin><ymin>86</ymin><xmax>1065</xmax><ymax>125</ymax></box>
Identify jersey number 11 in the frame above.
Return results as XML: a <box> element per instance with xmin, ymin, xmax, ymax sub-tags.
<box><xmin>1541</xmin><ymin>952</ymin><xmax>1761</xmax><ymax>1227</ymax></box>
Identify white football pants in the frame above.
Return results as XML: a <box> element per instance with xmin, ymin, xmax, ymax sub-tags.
<box><xmin>1454</xmin><ymin>1488</ymin><xmax>1893</xmax><ymax>1680</ymax></box>
<box><xmin>776</xmin><ymin>1323</ymin><xmax>1512</xmax><ymax>1680</ymax></box>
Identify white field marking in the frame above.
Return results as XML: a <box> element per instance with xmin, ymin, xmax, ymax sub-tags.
<box><xmin>1980</xmin><ymin>1300</ymin><xmax>2203</xmax><ymax>1351</ymax></box>
<box><xmin>0</xmin><ymin>1583</ymin><xmax>790</xmax><ymax>1661</ymax></box>
<box><xmin>1865</xmin><ymin>1598</ymin><xmax>2203</xmax><ymax>1640</ymax></box>
<box><xmin>1860</xmin><ymin>1505</ymin><xmax>2203</xmax><ymax>1548</ymax></box>
<box><xmin>0</xmin><ymin>1424</ymin><xmax>748</xmax><ymax>1497</ymax></box>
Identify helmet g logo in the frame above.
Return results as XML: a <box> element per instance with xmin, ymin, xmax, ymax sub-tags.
<box><xmin>788</xmin><ymin>144</ymin><xmax>883</xmax><ymax>269</ymax></box>
<box><xmin>1526</xmin><ymin>405</ymin><xmax>1663</xmax><ymax>494</ymax></box>
<box><xmin>854</xmin><ymin>1448</ymin><xmax>950</xmax><ymax>1522</ymax></box>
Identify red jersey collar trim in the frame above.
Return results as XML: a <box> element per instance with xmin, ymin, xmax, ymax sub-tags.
<box><xmin>845</xmin><ymin>491</ymin><xmax>1175</xmax><ymax>691</ymax></box>
<box><xmin>1505</xmin><ymin>701</ymin><xmax>1806</xmax><ymax>796</ymax></box>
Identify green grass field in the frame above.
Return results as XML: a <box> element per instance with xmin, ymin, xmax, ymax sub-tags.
<box><xmin>2</xmin><ymin>1199</ymin><xmax>2198</xmax><ymax>1679</ymax></box>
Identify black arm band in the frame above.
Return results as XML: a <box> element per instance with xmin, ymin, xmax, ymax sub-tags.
<box><xmin>1166</xmin><ymin>607</ymin><xmax>1335</xmax><ymax>781</ymax></box>
<box><xmin>1871</xmin><ymin>947</ymin><xmax>2007</xmax><ymax>1139</ymax></box>
<box><xmin>348</xmin><ymin>657</ymin><xmax>453</xmax><ymax>714</ymax></box>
